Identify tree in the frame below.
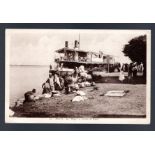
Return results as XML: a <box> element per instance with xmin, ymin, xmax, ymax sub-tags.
<box><xmin>122</xmin><ymin>35</ymin><xmax>146</xmax><ymax>76</ymax></box>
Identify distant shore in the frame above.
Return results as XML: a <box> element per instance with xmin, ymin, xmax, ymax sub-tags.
<box><xmin>10</xmin><ymin>64</ymin><xmax>49</xmax><ymax>67</ymax></box>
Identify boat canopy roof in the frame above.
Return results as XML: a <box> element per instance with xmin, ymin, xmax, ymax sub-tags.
<box><xmin>55</xmin><ymin>48</ymin><xmax>115</xmax><ymax>59</ymax></box>
<box><xmin>58</xmin><ymin>60</ymin><xmax>108</xmax><ymax>65</ymax></box>
<box><xmin>55</xmin><ymin>47</ymin><xmax>97</xmax><ymax>54</ymax></box>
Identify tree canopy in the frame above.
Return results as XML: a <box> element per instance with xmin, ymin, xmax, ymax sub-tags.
<box><xmin>122</xmin><ymin>35</ymin><xmax>146</xmax><ymax>65</ymax></box>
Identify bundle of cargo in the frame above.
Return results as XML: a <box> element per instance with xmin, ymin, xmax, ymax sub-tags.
<box><xmin>104</xmin><ymin>90</ymin><xmax>129</xmax><ymax>97</ymax></box>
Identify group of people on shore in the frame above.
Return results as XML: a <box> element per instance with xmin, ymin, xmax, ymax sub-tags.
<box><xmin>23</xmin><ymin>65</ymin><xmax>93</xmax><ymax>103</ymax></box>
<box><xmin>23</xmin><ymin>62</ymin><xmax>144</xmax><ymax>103</ymax></box>
<box><xmin>42</xmin><ymin>65</ymin><xmax>93</xmax><ymax>95</ymax></box>
<box><xmin>119</xmin><ymin>62</ymin><xmax>144</xmax><ymax>83</ymax></box>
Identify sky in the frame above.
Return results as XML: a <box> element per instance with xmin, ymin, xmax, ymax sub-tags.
<box><xmin>6</xmin><ymin>29</ymin><xmax>148</xmax><ymax>66</ymax></box>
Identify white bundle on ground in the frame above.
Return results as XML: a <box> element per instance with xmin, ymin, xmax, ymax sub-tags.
<box><xmin>53</xmin><ymin>93</ymin><xmax>61</xmax><ymax>97</ymax></box>
<box><xmin>105</xmin><ymin>90</ymin><xmax>126</xmax><ymax>97</ymax></box>
<box><xmin>43</xmin><ymin>93</ymin><xmax>52</xmax><ymax>98</ymax></box>
<box><xmin>76</xmin><ymin>90</ymin><xmax>86</xmax><ymax>96</ymax></box>
<box><xmin>72</xmin><ymin>96</ymin><xmax>88</xmax><ymax>102</ymax></box>
<box><xmin>72</xmin><ymin>96</ymin><xmax>85</xmax><ymax>102</ymax></box>
<box><xmin>72</xmin><ymin>90</ymin><xmax>87</xmax><ymax>102</ymax></box>
<box><xmin>84</xmin><ymin>81</ymin><xmax>91</xmax><ymax>87</ymax></box>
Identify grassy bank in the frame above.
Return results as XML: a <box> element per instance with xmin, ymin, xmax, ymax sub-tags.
<box><xmin>12</xmin><ymin>83</ymin><xmax>146</xmax><ymax>118</ymax></box>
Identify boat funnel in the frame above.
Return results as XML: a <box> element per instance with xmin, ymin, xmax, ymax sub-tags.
<box><xmin>74</xmin><ymin>40</ymin><xmax>79</xmax><ymax>49</ymax></box>
<box><xmin>65</xmin><ymin>41</ymin><xmax>68</xmax><ymax>48</ymax></box>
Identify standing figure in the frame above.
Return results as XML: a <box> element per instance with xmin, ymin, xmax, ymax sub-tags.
<box><xmin>79</xmin><ymin>65</ymin><xmax>87</xmax><ymax>82</ymax></box>
<box><xmin>137</xmin><ymin>62</ymin><xmax>144</xmax><ymax>76</ymax></box>
<box><xmin>128</xmin><ymin>63</ymin><xmax>133</xmax><ymax>83</ymax></box>
<box><xmin>59</xmin><ymin>75</ymin><xmax>65</xmax><ymax>90</ymax></box>
<box><xmin>74</xmin><ymin>67</ymin><xmax>79</xmax><ymax>75</ymax></box>
<box><xmin>47</xmin><ymin>73</ymin><xmax>55</xmax><ymax>91</ymax></box>
<box><xmin>64</xmin><ymin>73</ymin><xmax>74</xmax><ymax>94</ymax></box>
<box><xmin>119</xmin><ymin>70</ymin><xmax>125</xmax><ymax>83</ymax></box>
<box><xmin>132</xmin><ymin>62</ymin><xmax>138</xmax><ymax>84</ymax></box>
<box><xmin>121</xmin><ymin>64</ymin><xmax>126</xmax><ymax>72</ymax></box>
<box><xmin>54</xmin><ymin>72</ymin><xmax>62</xmax><ymax>91</ymax></box>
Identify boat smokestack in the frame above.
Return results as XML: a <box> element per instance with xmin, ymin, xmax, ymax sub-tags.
<box><xmin>74</xmin><ymin>40</ymin><xmax>79</xmax><ymax>49</ymax></box>
<box><xmin>65</xmin><ymin>41</ymin><xmax>68</xmax><ymax>48</ymax></box>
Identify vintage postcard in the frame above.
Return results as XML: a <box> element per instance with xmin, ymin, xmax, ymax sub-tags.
<box><xmin>5</xmin><ymin>29</ymin><xmax>151</xmax><ymax>124</ymax></box>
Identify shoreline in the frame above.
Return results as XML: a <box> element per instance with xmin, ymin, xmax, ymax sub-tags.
<box><xmin>10</xmin><ymin>83</ymin><xmax>146</xmax><ymax>118</ymax></box>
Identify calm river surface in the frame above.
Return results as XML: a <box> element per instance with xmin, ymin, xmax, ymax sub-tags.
<box><xmin>10</xmin><ymin>65</ymin><xmax>49</xmax><ymax>105</ymax></box>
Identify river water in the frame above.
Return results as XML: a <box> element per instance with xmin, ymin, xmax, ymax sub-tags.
<box><xmin>10</xmin><ymin>65</ymin><xmax>49</xmax><ymax>105</ymax></box>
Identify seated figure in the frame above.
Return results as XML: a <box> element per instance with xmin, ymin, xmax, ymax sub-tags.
<box><xmin>24</xmin><ymin>89</ymin><xmax>36</xmax><ymax>103</ymax></box>
<box><xmin>42</xmin><ymin>82</ymin><xmax>51</xmax><ymax>94</ymax></box>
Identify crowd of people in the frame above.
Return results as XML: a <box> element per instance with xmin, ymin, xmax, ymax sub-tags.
<box><xmin>23</xmin><ymin>62</ymin><xmax>144</xmax><ymax>103</ymax></box>
<box><xmin>119</xmin><ymin>62</ymin><xmax>144</xmax><ymax>83</ymax></box>
<box><xmin>22</xmin><ymin>65</ymin><xmax>94</xmax><ymax>103</ymax></box>
<box><xmin>41</xmin><ymin>65</ymin><xmax>94</xmax><ymax>96</ymax></box>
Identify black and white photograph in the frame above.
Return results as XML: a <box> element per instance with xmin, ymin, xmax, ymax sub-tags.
<box><xmin>5</xmin><ymin>29</ymin><xmax>151</xmax><ymax>124</ymax></box>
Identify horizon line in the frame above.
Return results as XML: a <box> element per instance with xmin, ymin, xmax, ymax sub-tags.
<box><xmin>10</xmin><ymin>64</ymin><xmax>50</xmax><ymax>66</ymax></box>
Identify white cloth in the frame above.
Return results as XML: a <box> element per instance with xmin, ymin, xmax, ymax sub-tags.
<box><xmin>72</xmin><ymin>96</ymin><xmax>88</xmax><ymax>102</ymax></box>
<box><xmin>119</xmin><ymin>71</ymin><xmax>125</xmax><ymax>81</ymax></box>
<box><xmin>76</xmin><ymin>91</ymin><xmax>86</xmax><ymax>96</ymax></box>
